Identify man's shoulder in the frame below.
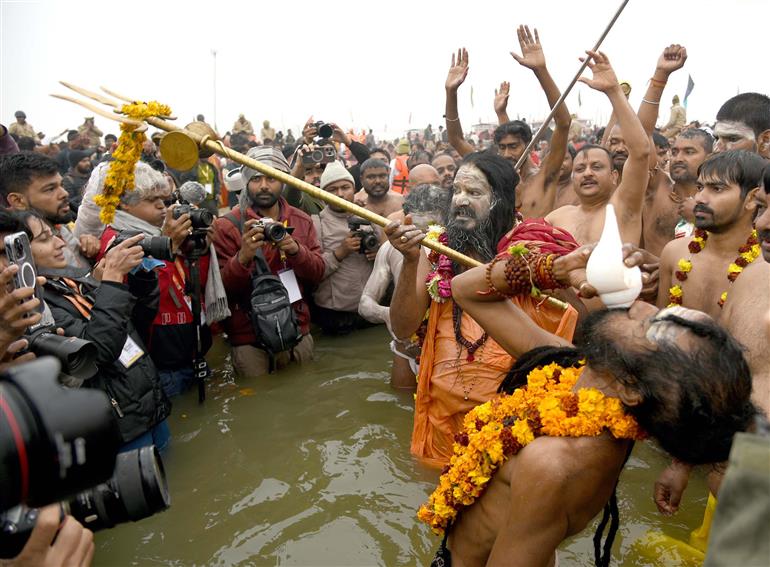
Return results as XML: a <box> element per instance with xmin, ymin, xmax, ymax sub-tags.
<box><xmin>285</xmin><ymin>202</ymin><xmax>314</xmax><ymax>226</ymax></box>
<box><xmin>660</xmin><ymin>233</ymin><xmax>689</xmax><ymax>261</ymax></box>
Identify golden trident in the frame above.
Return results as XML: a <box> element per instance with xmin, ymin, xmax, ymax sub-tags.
<box><xmin>52</xmin><ymin>83</ymin><xmax>567</xmax><ymax>309</ymax></box>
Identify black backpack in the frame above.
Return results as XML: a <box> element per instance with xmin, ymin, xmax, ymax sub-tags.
<box><xmin>225</xmin><ymin>212</ymin><xmax>302</xmax><ymax>356</ymax></box>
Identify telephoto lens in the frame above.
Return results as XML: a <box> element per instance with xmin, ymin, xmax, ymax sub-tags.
<box><xmin>315</xmin><ymin>121</ymin><xmax>333</xmax><ymax>139</ymax></box>
<box><xmin>111</xmin><ymin>230</ymin><xmax>175</xmax><ymax>261</ymax></box>
<box><xmin>26</xmin><ymin>326</ymin><xmax>98</xmax><ymax>381</ymax></box>
<box><xmin>67</xmin><ymin>445</ymin><xmax>170</xmax><ymax>531</ymax></box>
<box><xmin>0</xmin><ymin>358</ymin><xmax>120</xmax><ymax>512</ymax></box>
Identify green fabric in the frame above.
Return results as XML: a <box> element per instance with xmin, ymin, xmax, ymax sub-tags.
<box><xmin>704</xmin><ymin>432</ymin><xmax>770</xmax><ymax>567</ymax></box>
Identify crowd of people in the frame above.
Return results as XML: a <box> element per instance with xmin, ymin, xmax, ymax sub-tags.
<box><xmin>0</xmin><ymin>23</ymin><xmax>768</xmax><ymax>567</ymax></box>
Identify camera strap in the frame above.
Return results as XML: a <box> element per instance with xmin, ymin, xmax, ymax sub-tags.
<box><xmin>60</xmin><ymin>277</ymin><xmax>94</xmax><ymax>320</ymax></box>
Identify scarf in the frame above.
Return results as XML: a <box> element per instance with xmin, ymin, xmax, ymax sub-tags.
<box><xmin>109</xmin><ymin>211</ymin><xmax>230</xmax><ymax>323</ymax></box>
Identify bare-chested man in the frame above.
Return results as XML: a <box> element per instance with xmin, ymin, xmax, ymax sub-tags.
<box><xmin>545</xmin><ymin>51</ymin><xmax>649</xmax><ymax>246</ymax></box>
<box><xmin>657</xmin><ymin>150</ymin><xmax>763</xmax><ymax>320</ymax></box>
<box><xmin>714</xmin><ymin>92</ymin><xmax>770</xmax><ymax>158</ymax></box>
<box><xmin>434</xmin><ymin>245</ymin><xmax>756</xmax><ymax>567</ymax></box>
<box><xmin>444</xmin><ymin>25</ymin><xmax>570</xmax><ymax>219</ymax></box>
<box><xmin>553</xmin><ymin>145</ymin><xmax>579</xmax><ymax>208</ymax></box>
<box><xmin>355</xmin><ymin>158</ymin><xmax>404</xmax><ymax>217</ymax></box>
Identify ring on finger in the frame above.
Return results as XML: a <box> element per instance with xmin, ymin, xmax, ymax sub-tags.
<box><xmin>251</xmin><ymin>235</ymin><xmax>257</xmax><ymax>242</ymax></box>
<box><xmin>400</xmin><ymin>235</ymin><xmax>409</xmax><ymax>243</ymax></box>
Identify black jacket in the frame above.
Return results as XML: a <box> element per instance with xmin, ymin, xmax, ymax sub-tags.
<box><xmin>42</xmin><ymin>270</ymin><xmax>171</xmax><ymax>444</ymax></box>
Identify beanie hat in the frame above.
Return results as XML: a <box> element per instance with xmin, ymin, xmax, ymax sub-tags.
<box><xmin>397</xmin><ymin>139</ymin><xmax>410</xmax><ymax>155</ymax></box>
<box><xmin>68</xmin><ymin>148</ymin><xmax>95</xmax><ymax>167</ymax></box>
<box><xmin>320</xmin><ymin>161</ymin><xmax>354</xmax><ymax>190</ymax></box>
<box><xmin>14</xmin><ymin>110</ymin><xmax>26</xmax><ymax>119</ymax></box>
<box><xmin>239</xmin><ymin>146</ymin><xmax>290</xmax><ymax>183</ymax></box>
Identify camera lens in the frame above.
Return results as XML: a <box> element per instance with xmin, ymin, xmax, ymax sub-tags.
<box><xmin>141</xmin><ymin>236</ymin><xmax>175</xmax><ymax>261</ymax></box>
<box><xmin>361</xmin><ymin>233</ymin><xmax>379</xmax><ymax>253</ymax></box>
<box><xmin>190</xmin><ymin>209</ymin><xmax>214</xmax><ymax>229</ymax></box>
<box><xmin>317</xmin><ymin>123</ymin><xmax>333</xmax><ymax>138</ymax></box>
<box><xmin>28</xmin><ymin>331</ymin><xmax>98</xmax><ymax>381</ymax></box>
<box><xmin>67</xmin><ymin>446</ymin><xmax>169</xmax><ymax>531</ymax></box>
<box><xmin>264</xmin><ymin>223</ymin><xmax>287</xmax><ymax>243</ymax></box>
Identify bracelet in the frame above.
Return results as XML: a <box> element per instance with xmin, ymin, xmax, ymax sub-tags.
<box><xmin>649</xmin><ymin>77</ymin><xmax>667</xmax><ymax>88</ymax></box>
<box><xmin>478</xmin><ymin>254</ymin><xmax>509</xmax><ymax>297</ymax></box>
<box><xmin>503</xmin><ymin>253</ymin><xmax>533</xmax><ymax>296</ymax></box>
<box><xmin>443</xmin><ymin>114</ymin><xmax>460</xmax><ymax>122</ymax></box>
<box><xmin>642</xmin><ymin>98</ymin><xmax>660</xmax><ymax>106</ymax></box>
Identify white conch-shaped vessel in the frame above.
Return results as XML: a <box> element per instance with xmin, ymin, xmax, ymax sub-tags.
<box><xmin>585</xmin><ymin>204</ymin><xmax>643</xmax><ymax>308</ymax></box>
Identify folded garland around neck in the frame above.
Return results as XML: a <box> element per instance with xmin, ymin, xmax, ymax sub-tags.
<box><xmin>417</xmin><ymin>361</ymin><xmax>645</xmax><ymax>535</ymax></box>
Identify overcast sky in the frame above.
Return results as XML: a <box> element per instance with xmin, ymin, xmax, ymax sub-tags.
<box><xmin>2</xmin><ymin>0</ymin><xmax>769</xmax><ymax>143</ymax></box>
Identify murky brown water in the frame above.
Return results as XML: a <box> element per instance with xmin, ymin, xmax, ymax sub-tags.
<box><xmin>94</xmin><ymin>326</ymin><xmax>710</xmax><ymax>566</ymax></box>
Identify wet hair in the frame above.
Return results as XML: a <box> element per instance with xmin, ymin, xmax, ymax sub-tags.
<box><xmin>447</xmin><ymin>152</ymin><xmax>519</xmax><ymax>262</ymax></box>
<box><xmin>697</xmin><ymin>150</ymin><xmax>768</xmax><ymax>199</ymax></box>
<box><xmin>574</xmin><ymin>144</ymin><xmax>613</xmax><ymax>165</ymax></box>
<box><xmin>652</xmin><ymin>132</ymin><xmax>669</xmax><ymax>149</ymax></box>
<box><xmin>402</xmin><ymin>183</ymin><xmax>450</xmax><ymax>221</ymax></box>
<box><xmin>677</xmin><ymin>128</ymin><xmax>714</xmax><ymax>154</ymax></box>
<box><xmin>716</xmin><ymin>92</ymin><xmax>770</xmax><ymax>138</ymax></box>
<box><xmin>494</xmin><ymin>120</ymin><xmax>532</xmax><ymax>145</ymax></box>
<box><xmin>579</xmin><ymin>308</ymin><xmax>755</xmax><ymax>465</ymax></box>
<box><xmin>360</xmin><ymin>158</ymin><xmax>389</xmax><ymax>174</ymax></box>
<box><xmin>0</xmin><ymin>152</ymin><xmax>59</xmax><ymax>199</ymax></box>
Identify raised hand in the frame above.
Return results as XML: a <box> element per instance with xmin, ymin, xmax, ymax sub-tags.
<box><xmin>655</xmin><ymin>44</ymin><xmax>688</xmax><ymax>76</ymax></box>
<box><xmin>493</xmin><ymin>81</ymin><xmax>510</xmax><ymax>115</ymax></box>
<box><xmin>578</xmin><ymin>50</ymin><xmax>620</xmax><ymax>94</ymax></box>
<box><xmin>445</xmin><ymin>48</ymin><xmax>469</xmax><ymax>92</ymax></box>
<box><xmin>510</xmin><ymin>25</ymin><xmax>546</xmax><ymax>71</ymax></box>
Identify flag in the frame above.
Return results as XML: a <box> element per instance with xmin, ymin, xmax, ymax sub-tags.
<box><xmin>470</xmin><ymin>86</ymin><xmax>474</xmax><ymax>108</ymax></box>
<box><xmin>578</xmin><ymin>90</ymin><xmax>583</xmax><ymax>108</ymax></box>
<box><xmin>683</xmin><ymin>75</ymin><xmax>695</xmax><ymax>108</ymax></box>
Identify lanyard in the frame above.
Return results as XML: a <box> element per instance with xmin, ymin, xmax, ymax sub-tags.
<box><xmin>61</xmin><ymin>277</ymin><xmax>94</xmax><ymax>320</ymax></box>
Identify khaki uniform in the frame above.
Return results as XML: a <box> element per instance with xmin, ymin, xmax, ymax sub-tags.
<box><xmin>9</xmin><ymin>121</ymin><xmax>36</xmax><ymax>139</ymax></box>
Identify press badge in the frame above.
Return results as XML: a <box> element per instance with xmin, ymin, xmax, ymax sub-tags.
<box><xmin>278</xmin><ymin>269</ymin><xmax>302</xmax><ymax>303</ymax></box>
<box><xmin>204</xmin><ymin>183</ymin><xmax>213</xmax><ymax>195</ymax></box>
<box><xmin>119</xmin><ymin>335</ymin><xmax>145</xmax><ymax>368</ymax></box>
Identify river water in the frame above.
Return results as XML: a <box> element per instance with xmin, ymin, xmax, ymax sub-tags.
<box><xmin>94</xmin><ymin>326</ymin><xmax>710</xmax><ymax>566</ymax></box>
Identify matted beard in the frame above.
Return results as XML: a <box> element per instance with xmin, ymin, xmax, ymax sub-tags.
<box><xmin>446</xmin><ymin>215</ymin><xmax>495</xmax><ymax>265</ymax></box>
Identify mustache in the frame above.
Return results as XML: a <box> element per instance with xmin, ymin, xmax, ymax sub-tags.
<box><xmin>450</xmin><ymin>205</ymin><xmax>477</xmax><ymax>219</ymax></box>
<box><xmin>693</xmin><ymin>204</ymin><xmax>714</xmax><ymax>215</ymax></box>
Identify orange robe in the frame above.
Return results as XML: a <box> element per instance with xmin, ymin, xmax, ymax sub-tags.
<box><xmin>411</xmin><ymin>297</ymin><xmax>578</xmax><ymax>468</ymax></box>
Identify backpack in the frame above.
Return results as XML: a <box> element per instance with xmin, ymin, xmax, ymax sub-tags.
<box><xmin>224</xmin><ymin>212</ymin><xmax>302</xmax><ymax>356</ymax></box>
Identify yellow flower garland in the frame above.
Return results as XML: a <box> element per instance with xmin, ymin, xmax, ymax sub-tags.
<box><xmin>95</xmin><ymin>101</ymin><xmax>172</xmax><ymax>224</ymax></box>
<box><xmin>417</xmin><ymin>362</ymin><xmax>644</xmax><ymax>535</ymax></box>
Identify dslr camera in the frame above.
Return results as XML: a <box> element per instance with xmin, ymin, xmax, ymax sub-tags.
<box><xmin>348</xmin><ymin>217</ymin><xmax>379</xmax><ymax>254</ymax></box>
<box><xmin>25</xmin><ymin>324</ymin><xmax>97</xmax><ymax>381</ymax></box>
<box><xmin>257</xmin><ymin>218</ymin><xmax>294</xmax><ymax>244</ymax></box>
<box><xmin>111</xmin><ymin>230</ymin><xmax>175</xmax><ymax>262</ymax></box>
<box><xmin>0</xmin><ymin>358</ymin><xmax>170</xmax><ymax>558</ymax></box>
<box><xmin>173</xmin><ymin>203</ymin><xmax>214</xmax><ymax>259</ymax></box>
<box><xmin>311</xmin><ymin>121</ymin><xmax>334</xmax><ymax>139</ymax></box>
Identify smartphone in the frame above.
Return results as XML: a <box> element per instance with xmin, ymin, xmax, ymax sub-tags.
<box><xmin>4</xmin><ymin>231</ymin><xmax>44</xmax><ymax>314</ymax></box>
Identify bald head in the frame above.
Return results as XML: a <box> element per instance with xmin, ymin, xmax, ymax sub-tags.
<box><xmin>408</xmin><ymin>164</ymin><xmax>440</xmax><ymax>191</ymax></box>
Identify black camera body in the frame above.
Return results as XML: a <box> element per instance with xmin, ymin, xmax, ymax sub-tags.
<box><xmin>172</xmin><ymin>204</ymin><xmax>214</xmax><ymax>231</ymax></box>
<box><xmin>302</xmin><ymin>145</ymin><xmax>336</xmax><ymax>166</ymax></box>
<box><xmin>111</xmin><ymin>230</ymin><xmax>174</xmax><ymax>262</ymax></box>
<box><xmin>348</xmin><ymin>217</ymin><xmax>379</xmax><ymax>254</ymax></box>
<box><xmin>312</xmin><ymin>121</ymin><xmax>334</xmax><ymax>139</ymax></box>
<box><xmin>258</xmin><ymin>218</ymin><xmax>294</xmax><ymax>244</ymax></box>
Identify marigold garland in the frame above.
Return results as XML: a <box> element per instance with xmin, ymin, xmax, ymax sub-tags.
<box><xmin>669</xmin><ymin>229</ymin><xmax>760</xmax><ymax>308</ymax></box>
<box><xmin>95</xmin><ymin>101</ymin><xmax>172</xmax><ymax>225</ymax></box>
<box><xmin>424</xmin><ymin>225</ymin><xmax>453</xmax><ymax>303</ymax></box>
<box><xmin>417</xmin><ymin>362</ymin><xmax>644</xmax><ymax>535</ymax></box>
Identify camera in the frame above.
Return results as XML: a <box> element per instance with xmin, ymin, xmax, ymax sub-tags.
<box><xmin>172</xmin><ymin>204</ymin><xmax>214</xmax><ymax>231</ymax></box>
<box><xmin>258</xmin><ymin>218</ymin><xmax>294</xmax><ymax>244</ymax></box>
<box><xmin>110</xmin><ymin>229</ymin><xmax>174</xmax><ymax>261</ymax></box>
<box><xmin>302</xmin><ymin>145</ymin><xmax>337</xmax><ymax>166</ymax></box>
<box><xmin>25</xmin><ymin>325</ymin><xmax>98</xmax><ymax>381</ymax></box>
<box><xmin>0</xmin><ymin>358</ymin><xmax>121</xmax><ymax>513</ymax></box>
<box><xmin>312</xmin><ymin>121</ymin><xmax>334</xmax><ymax>139</ymax></box>
<box><xmin>348</xmin><ymin>217</ymin><xmax>379</xmax><ymax>254</ymax></box>
<box><xmin>0</xmin><ymin>446</ymin><xmax>169</xmax><ymax>558</ymax></box>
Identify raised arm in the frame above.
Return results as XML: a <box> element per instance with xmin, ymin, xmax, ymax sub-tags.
<box><xmin>445</xmin><ymin>48</ymin><xmax>475</xmax><ymax>157</ymax></box>
<box><xmin>638</xmin><ymin>45</ymin><xmax>687</xmax><ymax>135</ymax></box>
<box><xmin>580</xmin><ymin>51</ymin><xmax>650</xmax><ymax>240</ymax></box>
<box><xmin>494</xmin><ymin>81</ymin><xmax>511</xmax><ymax>125</ymax></box>
<box><xmin>511</xmin><ymin>25</ymin><xmax>571</xmax><ymax>216</ymax></box>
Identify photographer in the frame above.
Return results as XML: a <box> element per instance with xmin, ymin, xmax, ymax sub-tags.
<box><xmin>212</xmin><ymin>146</ymin><xmax>324</xmax><ymax>377</ymax></box>
<box><xmin>17</xmin><ymin>208</ymin><xmax>172</xmax><ymax>452</ymax></box>
<box><xmin>310</xmin><ymin>162</ymin><xmax>381</xmax><ymax>335</ymax></box>
<box><xmin>94</xmin><ymin>168</ymin><xmax>228</xmax><ymax>398</ymax></box>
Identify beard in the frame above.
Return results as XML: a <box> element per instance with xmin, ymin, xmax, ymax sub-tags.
<box><xmin>249</xmin><ymin>191</ymin><xmax>279</xmax><ymax>210</ymax></box>
<box><xmin>47</xmin><ymin>207</ymin><xmax>74</xmax><ymax>225</ymax></box>
<box><xmin>446</xmin><ymin>206</ymin><xmax>495</xmax><ymax>264</ymax></box>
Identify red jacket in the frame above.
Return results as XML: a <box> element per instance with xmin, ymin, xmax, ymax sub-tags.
<box><xmin>212</xmin><ymin>198</ymin><xmax>324</xmax><ymax>346</ymax></box>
